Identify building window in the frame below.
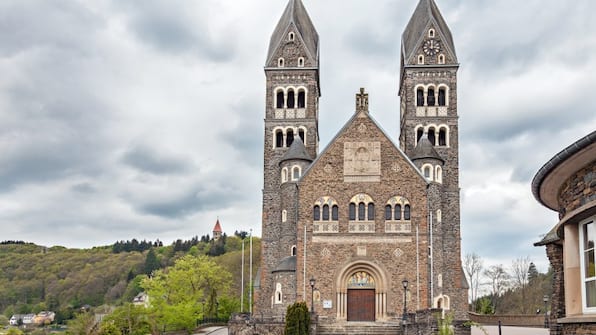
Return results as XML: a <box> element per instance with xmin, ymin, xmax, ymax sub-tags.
<box><xmin>297</xmin><ymin>90</ymin><xmax>306</xmax><ymax>108</ymax></box>
<box><xmin>428</xmin><ymin>128</ymin><xmax>436</xmax><ymax>146</ymax></box>
<box><xmin>287</xmin><ymin>129</ymin><xmax>294</xmax><ymax>147</ymax></box>
<box><xmin>322</xmin><ymin>205</ymin><xmax>330</xmax><ymax>221</ymax></box>
<box><xmin>423</xmin><ymin>165</ymin><xmax>432</xmax><ymax>180</ymax></box>
<box><xmin>288</xmin><ymin>32</ymin><xmax>295</xmax><ymax>41</ymax></box>
<box><xmin>429</xmin><ymin>29</ymin><xmax>435</xmax><ymax>38</ymax></box>
<box><xmin>435</xmin><ymin>166</ymin><xmax>443</xmax><ymax>184</ymax></box>
<box><xmin>418</xmin><ymin>55</ymin><xmax>424</xmax><ymax>65</ymax></box>
<box><xmin>298</xmin><ymin>129</ymin><xmax>305</xmax><ymax>143</ymax></box>
<box><xmin>287</xmin><ymin>89</ymin><xmax>295</xmax><ymax>109</ymax></box>
<box><xmin>282</xmin><ymin>209</ymin><xmax>287</xmax><ymax>222</ymax></box>
<box><xmin>581</xmin><ymin>216</ymin><xmax>596</xmax><ymax>311</ymax></box>
<box><xmin>313</xmin><ymin>205</ymin><xmax>320</xmax><ymax>221</ymax></box>
<box><xmin>332</xmin><ymin>205</ymin><xmax>338</xmax><ymax>221</ymax></box>
<box><xmin>358</xmin><ymin>203</ymin><xmax>366</xmax><ymax>221</ymax></box>
<box><xmin>416</xmin><ymin>88</ymin><xmax>424</xmax><ymax>107</ymax></box>
<box><xmin>438</xmin><ymin>54</ymin><xmax>445</xmax><ymax>64</ymax></box>
<box><xmin>292</xmin><ymin>166</ymin><xmax>300</xmax><ymax>180</ymax></box>
<box><xmin>438</xmin><ymin>88</ymin><xmax>446</xmax><ymax>106</ymax></box>
<box><xmin>367</xmin><ymin>203</ymin><xmax>375</xmax><ymax>220</ymax></box>
<box><xmin>438</xmin><ymin>128</ymin><xmax>447</xmax><ymax>146</ymax></box>
<box><xmin>278</xmin><ymin>58</ymin><xmax>284</xmax><ymax>67</ymax></box>
<box><xmin>275</xmin><ymin>130</ymin><xmax>284</xmax><ymax>148</ymax></box>
<box><xmin>395</xmin><ymin>204</ymin><xmax>402</xmax><ymax>220</ymax></box>
<box><xmin>385</xmin><ymin>205</ymin><xmax>392</xmax><ymax>220</ymax></box>
<box><xmin>276</xmin><ymin>90</ymin><xmax>285</xmax><ymax>108</ymax></box>
<box><xmin>404</xmin><ymin>205</ymin><xmax>411</xmax><ymax>220</ymax></box>
<box><xmin>281</xmin><ymin>167</ymin><xmax>288</xmax><ymax>183</ymax></box>
<box><xmin>417</xmin><ymin>127</ymin><xmax>424</xmax><ymax>144</ymax></box>
<box><xmin>427</xmin><ymin>88</ymin><xmax>436</xmax><ymax>106</ymax></box>
<box><xmin>291</xmin><ymin>245</ymin><xmax>297</xmax><ymax>256</ymax></box>
<box><xmin>349</xmin><ymin>203</ymin><xmax>356</xmax><ymax>220</ymax></box>
<box><xmin>298</xmin><ymin>57</ymin><xmax>304</xmax><ymax>67</ymax></box>
<box><xmin>275</xmin><ymin>283</ymin><xmax>283</xmax><ymax>304</ymax></box>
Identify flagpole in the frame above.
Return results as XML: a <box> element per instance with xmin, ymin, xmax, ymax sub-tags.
<box><xmin>249</xmin><ymin>228</ymin><xmax>253</xmax><ymax>315</ymax></box>
<box><xmin>241</xmin><ymin>237</ymin><xmax>245</xmax><ymax>313</ymax></box>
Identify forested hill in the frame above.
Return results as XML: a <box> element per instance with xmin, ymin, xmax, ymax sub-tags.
<box><xmin>0</xmin><ymin>233</ymin><xmax>261</xmax><ymax>322</ymax></box>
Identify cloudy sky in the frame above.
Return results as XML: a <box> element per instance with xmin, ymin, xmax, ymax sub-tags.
<box><xmin>1</xmin><ymin>0</ymin><xmax>595</xmax><ymax>274</ymax></box>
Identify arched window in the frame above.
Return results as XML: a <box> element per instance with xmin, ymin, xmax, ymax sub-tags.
<box><xmin>435</xmin><ymin>166</ymin><xmax>443</xmax><ymax>184</ymax></box>
<box><xmin>349</xmin><ymin>203</ymin><xmax>356</xmax><ymax>220</ymax></box>
<box><xmin>428</xmin><ymin>128</ymin><xmax>436</xmax><ymax>146</ymax></box>
<box><xmin>429</xmin><ymin>29</ymin><xmax>435</xmax><ymax>38</ymax></box>
<box><xmin>439</xmin><ymin>128</ymin><xmax>447</xmax><ymax>146</ymax></box>
<box><xmin>298</xmin><ymin>57</ymin><xmax>304</xmax><ymax>67</ymax></box>
<box><xmin>358</xmin><ymin>203</ymin><xmax>366</xmax><ymax>221</ymax></box>
<box><xmin>278</xmin><ymin>58</ymin><xmax>284</xmax><ymax>67</ymax></box>
<box><xmin>438</xmin><ymin>88</ymin><xmax>446</xmax><ymax>106</ymax></box>
<box><xmin>288</xmin><ymin>32</ymin><xmax>295</xmax><ymax>41</ymax></box>
<box><xmin>287</xmin><ymin>89</ymin><xmax>295</xmax><ymax>108</ymax></box>
<box><xmin>282</xmin><ymin>209</ymin><xmax>287</xmax><ymax>222</ymax></box>
<box><xmin>438</xmin><ymin>54</ymin><xmax>445</xmax><ymax>64</ymax></box>
<box><xmin>332</xmin><ymin>205</ymin><xmax>339</xmax><ymax>221</ymax></box>
<box><xmin>292</xmin><ymin>166</ymin><xmax>300</xmax><ymax>180</ymax></box>
<box><xmin>395</xmin><ymin>204</ymin><xmax>402</xmax><ymax>220</ymax></box>
<box><xmin>417</xmin><ymin>128</ymin><xmax>424</xmax><ymax>144</ymax></box>
<box><xmin>291</xmin><ymin>246</ymin><xmax>297</xmax><ymax>256</ymax></box>
<box><xmin>424</xmin><ymin>165</ymin><xmax>432</xmax><ymax>180</ymax></box>
<box><xmin>297</xmin><ymin>90</ymin><xmax>305</xmax><ymax>108</ymax></box>
<box><xmin>298</xmin><ymin>129</ymin><xmax>305</xmax><ymax>143</ymax></box>
<box><xmin>367</xmin><ymin>203</ymin><xmax>375</xmax><ymax>220</ymax></box>
<box><xmin>313</xmin><ymin>205</ymin><xmax>321</xmax><ymax>221</ymax></box>
<box><xmin>404</xmin><ymin>205</ymin><xmax>411</xmax><ymax>220</ymax></box>
<box><xmin>427</xmin><ymin>88</ymin><xmax>436</xmax><ymax>106</ymax></box>
<box><xmin>322</xmin><ymin>204</ymin><xmax>330</xmax><ymax>221</ymax></box>
<box><xmin>275</xmin><ymin>130</ymin><xmax>284</xmax><ymax>148</ymax></box>
<box><xmin>281</xmin><ymin>168</ymin><xmax>288</xmax><ymax>183</ymax></box>
<box><xmin>276</xmin><ymin>90</ymin><xmax>285</xmax><ymax>108</ymax></box>
<box><xmin>275</xmin><ymin>283</ymin><xmax>283</xmax><ymax>304</ymax></box>
<box><xmin>385</xmin><ymin>205</ymin><xmax>392</xmax><ymax>220</ymax></box>
<box><xmin>436</xmin><ymin>209</ymin><xmax>442</xmax><ymax>223</ymax></box>
<box><xmin>418</xmin><ymin>55</ymin><xmax>424</xmax><ymax>65</ymax></box>
<box><xmin>416</xmin><ymin>88</ymin><xmax>424</xmax><ymax>107</ymax></box>
<box><xmin>287</xmin><ymin>129</ymin><xmax>294</xmax><ymax>147</ymax></box>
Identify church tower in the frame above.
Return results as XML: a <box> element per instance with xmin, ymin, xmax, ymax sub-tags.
<box><xmin>399</xmin><ymin>0</ymin><xmax>468</xmax><ymax>319</ymax></box>
<box><xmin>256</xmin><ymin>0</ymin><xmax>320</xmax><ymax>316</ymax></box>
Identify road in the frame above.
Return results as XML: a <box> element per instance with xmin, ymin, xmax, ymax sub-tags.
<box><xmin>194</xmin><ymin>326</ymin><xmax>228</xmax><ymax>335</ymax></box>
<box><xmin>472</xmin><ymin>325</ymin><xmax>549</xmax><ymax>335</ymax></box>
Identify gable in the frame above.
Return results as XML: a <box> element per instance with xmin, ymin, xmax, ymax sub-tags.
<box><xmin>266</xmin><ymin>23</ymin><xmax>317</xmax><ymax>68</ymax></box>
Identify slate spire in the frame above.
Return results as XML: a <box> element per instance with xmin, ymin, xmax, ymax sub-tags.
<box><xmin>266</xmin><ymin>0</ymin><xmax>319</xmax><ymax>65</ymax></box>
<box><xmin>280</xmin><ymin>136</ymin><xmax>313</xmax><ymax>164</ymax></box>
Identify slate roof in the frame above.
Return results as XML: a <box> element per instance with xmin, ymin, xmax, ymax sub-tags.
<box><xmin>272</xmin><ymin>256</ymin><xmax>296</xmax><ymax>273</ymax></box>
<box><xmin>280</xmin><ymin>137</ymin><xmax>313</xmax><ymax>164</ymax></box>
<box><xmin>410</xmin><ymin>136</ymin><xmax>444</xmax><ymax>162</ymax></box>
<box><xmin>402</xmin><ymin>0</ymin><xmax>456</xmax><ymax>62</ymax></box>
<box><xmin>266</xmin><ymin>0</ymin><xmax>319</xmax><ymax>65</ymax></box>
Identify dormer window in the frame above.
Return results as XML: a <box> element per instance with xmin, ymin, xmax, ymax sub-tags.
<box><xmin>298</xmin><ymin>57</ymin><xmax>304</xmax><ymax>67</ymax></box>
<box><xmin>288</xmin><ymin>32</ymin><xmax>295</xmax><ymax>41</ymax></box>
<box><xmin>429</xmin><ymin>29</ymin><xmax>435</xmax><ymax>38</ymax></box>
<box><xmin>278</xmin><ymin>58</ymin><xmax>285</xmax><ymax>67</ymax></box>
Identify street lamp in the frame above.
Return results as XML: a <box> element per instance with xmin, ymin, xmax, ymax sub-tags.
<box><xmin>543</xmin><ymin>295</ymin><xmax>549</xmax><ymax>328</ymax></box>
<box><xmin>402</xmin><ymin>279</ymin><xmax>409</xmax><ymax>325</ymax></box>
<box><xmin>310</xmin><ymin>277</ymin><xmax>316</xmax><ymax>313</ymax></box>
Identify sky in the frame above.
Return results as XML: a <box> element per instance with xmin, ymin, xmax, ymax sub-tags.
<box><xmin>1</xmin><ymin>0</ymin><xmax>595</xmax><ymax>275</ymax></box>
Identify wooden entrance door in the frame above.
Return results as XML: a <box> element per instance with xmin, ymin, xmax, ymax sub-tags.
<box><xmin>347</xmin><ymin>289</ymin><xmax>375</xmax><ymax>321</ymax></box>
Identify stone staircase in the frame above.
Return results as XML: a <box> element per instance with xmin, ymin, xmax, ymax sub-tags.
<box><xmin>316</xmin><ymin>321</ymin><xmax>403</xmax><ymax>335</ymax></box>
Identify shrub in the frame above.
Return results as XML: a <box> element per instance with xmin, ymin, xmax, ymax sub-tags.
<box><xmin>285</xmin><ymin>302</ymin><xmax>310</xmax><ymax>335</ymax></box>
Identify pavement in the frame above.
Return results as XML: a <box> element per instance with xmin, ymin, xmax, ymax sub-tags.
<box><xmin>472</xmin><ymin>325</ymin><xmax>549</xmax><ymax>335</ymax></box>
<box><xmin>194</xmin><ymin>326</ymin><xmax>228</xmax><ymax>335</ymax></box>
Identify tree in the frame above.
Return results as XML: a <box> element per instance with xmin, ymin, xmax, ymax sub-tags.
<box><xmin>66</xmin><ymin>311</ymin><xmax>96</xmax><ymax>335</ymax></box>
<box><xmin>285</xmin><ymin>302</ymin><xmax>310</xmax><ymax>335</ymax></box>
<box><xmin>463</xmin><ymin>253</ymin><xmax>483</xmax><ymax>310</ymax></box>
<box><xmin>141</xmin><ymin>255</ymin><xmax>233</xmax><ymax>332</ymax></box>
<box><xmin>527</xmin><ymin>262</ymin><xmax>539</xmax><ymax>283</ymax></box>
<box><xmin>100</xmin><ymin>304</ymin><xmax>150</xmax><ymax>335</ymax></box>
<box><xmin>511</xmin><ymin>256</ymin><xmax>531</xmax><ymax>313</ymax></box>
<box><xmin>143</xmin><ymin>249</ymin><xmax>160</xmax><ymax>275</ymax></box>
<box><xmin>483</xmin><ymin>264</ymin><xmax>509</xmax><ymax>312</ymax></box>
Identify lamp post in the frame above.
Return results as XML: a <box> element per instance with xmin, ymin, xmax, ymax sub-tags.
<box><xmin>402</xmin><ymin>279</ymin><xmax>409</xmax><ymax>327</ymax></box>
<box><xmin>543</xmin><ymin>295</ymin><xmax>549</xmax><ymax>328</ymax></box>
<box><xmin>310</xmin><ymin>277</ymin><xmax>316</xmax><ymax>313</ymax></box>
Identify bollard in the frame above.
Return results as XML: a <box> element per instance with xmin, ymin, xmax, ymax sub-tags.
<box><xmin>498</xmin><ymin>320</ymin><xmax>502</xmax><ymax>335</ymax></box>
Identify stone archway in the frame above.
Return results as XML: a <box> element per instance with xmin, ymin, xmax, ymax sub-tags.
<box><xmin>335</xmin><ymin>261</ymin><xmax>388</xmax><ymax>321</ymax></box>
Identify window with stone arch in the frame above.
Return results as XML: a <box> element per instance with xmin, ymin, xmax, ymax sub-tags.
<box><xmin>281</xmin><ymin>167</ymin><xmax>288</xmax><ymax>183</ymax></box>
<box><xmin>417</xmin><ymin>54</ymin><xmax>425</xmax><ymax>65</ymax></box>
<box><xmin>349</xmin><ymin>194</ymin><xmax>374</xmax><ymax>221</ymax></box>
<box><xmin>427</xmin><ymin>86</ymin><xmax>436</xmax><ymax>106</ymax></box>
<box><xmin>297</xmin><ymin>88</ymin><xmax>306</xmax><ymax>108</ymax></box>
<box><xmin>275</xmin><ymin>129</ymin><xmax>284</xmax><ymax>148</ymax></box>
<box><xmin>415</xmin><ymin>125</ymin><xmax>425</xmax><ymax>145</ymax></box>
<box><xmin>416</xmin><ymin>87</ymin><xmax>424</xmax><ymax>107</ymax></box>
<box><xmin>288</xmin><ymin>31</ymin><xmax>295</xmax><ymax>41</ymax></box>
<box><xmin>429</xmin><ymin>28</ymin><xmax>435</xmax><ymax>38</ymax></box>
<box><xmin>291</xmin><ymin>165</ymin><xmax>301</xmax><ymax>181</ymax></box>
<box><xmin>437</xmin><ymin>85</ymin><xmax>449</xmax><ymax>106</ymax></box>
<box><xmin>314</xmin><ymin>197</ymin><xmax>339</xmax><ymax>222</ymax></box>
<box><xmin>286</xmin><ymin>129</ymin><xmax>294</xmax><ymax>147</ymax></box>
<box><xmin>275</xmin><ymin>283</ymin><xmax>283</xmax><ymax>304</ymax></box>
<box><xmin>435</xmin><ymin>165</ymin><xmax>443</xmax><ymax>184</ymax></box>
<box><xmin>282</xmin><ymin>209</ymin><xmax>287</xmax><ymax>223</ymax></box>
<box><xmin>438</xmin><ymin>125</ymin><xmax>449</xmax><ymax>146</ymax></box>
<box><xmin>422</xmin><ymin>163</ymin><xmax>434</xmax><ymax>181</ymax></box>
<box><xmin>291</xmin><ymin>245</ymin><xmax>297</xmax><ymax>256</ymax></box>
<box><xmin>278</xmin><ymin>58</ymin><xmax>284</xmax><ymax>67</ymax></box>
<box><xmin>298</xmin><ymin>128</ymin><xmax>306</xmax><ymax>143</ymax></box>
<box><xmin>385</xmin><ymin>196</ymin><xmax>411</xmax><ymax>221</ymax></box>
<box><xmin>438</xmin><ymin>54</ymin><xmax>445</xmax><ymax>64</ymax></box>
<box><xmin>276</xmin><ymin>88</ymin><xmax>285</xmax><ymax>109</ymax></box>
<box><xmin>404</xmin><ymin>204</ymin><xmax>411</xmax><ymax>220</ymax></box>
<box><xmin>287</xmin><ymin>89</ymin><xmax>295</xmax><ymax>109</ymax></box>
<box><xmin>298</xmin><ymin>57</ymin><xmax>304</xmax><ymax>67</ymax></box>
<box><xmin>436</xmin><ymin>209</ymin><xmax>442</xmax><ymax>223</ymax></box>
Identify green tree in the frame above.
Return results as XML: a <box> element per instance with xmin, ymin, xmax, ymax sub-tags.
<box><xmin>285</xmin><ymin>302</ymin><xmax>310</xmax><ymax>335</ymax></box>
<box><xmin>141</xmin><ymin>255</ymin><xmax>232</xmax><ymax>332</ymax></box>
<box><xmin>143</xmin><ymin>250</ymin><xmax>160</xmax><ymax>276</ymax></box>
<box><xmin>66</xmin><ymin>311</ymin><xmax>96</xmax><ymax>335</ymax></box>
<box><xmin>100</xmin><ymin>304</ymin><xmax>150</xmax><ymax>335</ymax></box>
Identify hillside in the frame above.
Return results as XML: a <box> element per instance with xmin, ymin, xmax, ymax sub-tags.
<box><xmin>0</xmin><ymin>235</ymin><xmax>260</xmax><ymax>322</ymax></box>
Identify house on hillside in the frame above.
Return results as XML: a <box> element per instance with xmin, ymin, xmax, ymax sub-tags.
<box><xmin>133</xmin><ymin>292</ymin><xmax>150</xmax><ymax>307</ymax></box>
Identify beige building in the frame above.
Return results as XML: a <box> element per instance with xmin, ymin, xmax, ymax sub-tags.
<box><xmin>534</xmin><ymin>131</ymin><xmax>596</xmax><ymax>335</ymax></box>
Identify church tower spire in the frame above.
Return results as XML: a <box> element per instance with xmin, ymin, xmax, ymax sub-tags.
<box><xmin>256</xmin><ymin>0</ymin><xmax>320</xmax><ymax>317</ymax></box>
<box><xmin>399</xmin><ymin>0</ymin><xmax>468</xmax><ymax>321</ymax></box>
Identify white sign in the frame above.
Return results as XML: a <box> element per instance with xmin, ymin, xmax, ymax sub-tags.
<box><xmin>323</xmin><ymin>300</ymin><xmax>332</xmax><ymax>309</ymax></box>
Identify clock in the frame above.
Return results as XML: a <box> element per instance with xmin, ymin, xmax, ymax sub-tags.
<box><xmin>423</xmin><ymin>39</ymin><xmax>441</xmax><ymax>56</ymax></box>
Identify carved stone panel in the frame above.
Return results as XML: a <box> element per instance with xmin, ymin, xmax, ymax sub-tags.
<box><xmin>343</xmin><ymin>142</ymin><xmax>381</xmax><ymax>182</ymax></box>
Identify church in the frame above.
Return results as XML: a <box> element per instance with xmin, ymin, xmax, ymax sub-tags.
<box><xmin>254</xmin><ymin>0</ymin><xmax>468</xmax><ymax>330</ymax></box>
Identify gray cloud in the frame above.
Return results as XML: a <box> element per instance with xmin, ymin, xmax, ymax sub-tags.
<box><xmin>121</xmin><ymin>146</ymin><xmax>192</xmax><ymax>175</ymax></box>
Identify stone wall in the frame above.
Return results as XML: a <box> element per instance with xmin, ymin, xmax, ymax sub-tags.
<box><xmin>558</xmin><ymin>162</ymin><xmax>596</xmax><ymax>219</ymax></box>
<box><xmin>468</xmin><ymin>313</ymin><xmax>545</xmax><ymax>327</ymax></box>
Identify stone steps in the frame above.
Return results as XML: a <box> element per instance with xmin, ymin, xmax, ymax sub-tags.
<box><xmin>316</xmin><ymin>322</ymin><xmax>402</xmax><ymax>335</ymax></box>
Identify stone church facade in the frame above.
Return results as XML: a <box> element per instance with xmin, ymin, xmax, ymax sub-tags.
<box><xmin>254</xmin><ymin>0</ymin><xmax>468</xmax><ymax>328</ymax></box>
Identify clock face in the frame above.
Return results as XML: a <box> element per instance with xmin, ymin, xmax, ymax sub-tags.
<box><xmin>423</xmin><ymin>39</ymin><xmax>441</xmax><ymax>56</ymax></box>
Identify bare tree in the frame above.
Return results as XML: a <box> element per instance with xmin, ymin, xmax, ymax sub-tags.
<box><xmin>511</xmin><ymin>256</ymin><xmax>532</xmax><ymax>313</ymax></box>
<box><xmin>483</xmin><ymin>264</ymin><xmax>509</xmax><ymax>312</ymax></box>
<box><xmin>463</xmin><ymin>253</ymin><xmax>483</xmax><ymax>309</ymax></box>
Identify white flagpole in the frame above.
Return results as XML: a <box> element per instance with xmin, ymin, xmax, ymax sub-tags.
<box><xmin>249</xmin><ymin>228</ymin><xmax>253</xmax><ymax>314</ymax></box>
<box><xmin>241</xmin><ymin>237</ymin><xmax>245</xmax><ymax>312</ymax></box>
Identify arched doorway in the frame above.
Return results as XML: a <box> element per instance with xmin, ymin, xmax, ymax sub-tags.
<box><xmin>347</xmin><ymin>271</ymin><xmax>375</xmax><ymax>321</ymax></box>
<box><xmin>335</xmin><ymin>261</ymin><xmax>388</xmax><ymax>322</ymax></box>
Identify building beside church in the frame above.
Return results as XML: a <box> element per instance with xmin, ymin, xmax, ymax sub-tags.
<box><xmin>254</xmin><ymin>0</ymin><xmax>468</xmax><ymax>331</ymax></box>
<box><xmin>533</xmin><ymin>131</ymin><xmax>596</xmax><ymax>335</ymax></box>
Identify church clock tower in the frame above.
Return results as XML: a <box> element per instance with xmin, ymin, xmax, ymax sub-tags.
<box><xmin>399</xmin><ymin>0</ymin><xmax>468</xmax><ymax>319</ymax></box>
<box><xmin>256</xmin><ymin>0</ymin><xmax>320</xmax><ymax>316</ymax></box>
